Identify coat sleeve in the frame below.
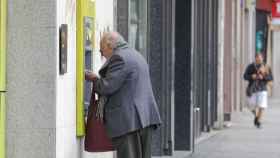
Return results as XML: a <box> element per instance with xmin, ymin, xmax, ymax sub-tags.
<box><xmin>264</xmin><ymin>68</ymin><xmax>273</xmax><ymax>81</ymax></box>
<box><xmin>93</xmin><ymin>55</ymin><xmax>127</xmax><ymax>96</ymax></box>
<box><xmin>243</xmin><ymin>64</ymin><xmax>253</xmax><ymax>81</ymax></box>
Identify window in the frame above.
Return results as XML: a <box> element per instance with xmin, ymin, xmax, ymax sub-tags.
<box><xmin>128</xmin><ymin>0</ymin><xmax>148</xmax><ymax>58</ymax></box>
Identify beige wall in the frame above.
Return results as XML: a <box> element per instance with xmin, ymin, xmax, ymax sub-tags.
<box><xmin>7</xmin><ymin>0</ymin><xmax>57</xmax><ymax>158</ymax></box>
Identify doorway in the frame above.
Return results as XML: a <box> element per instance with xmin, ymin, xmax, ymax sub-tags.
<box><xmin>174</xmin><ymin>0</ymin><xmax>193</xmax><ymax>151</ymax></box>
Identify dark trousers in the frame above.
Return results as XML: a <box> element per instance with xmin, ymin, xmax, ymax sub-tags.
<box><xmin>111</xmin><ymin>126</ymin><xmax>153</xmax><ymax>158</ymax></box>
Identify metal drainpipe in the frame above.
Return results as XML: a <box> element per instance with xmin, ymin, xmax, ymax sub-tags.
<box><xmin>216</xmin><ymin>0</ymin><xmax>225</xmax><ymax>129</ymax></box>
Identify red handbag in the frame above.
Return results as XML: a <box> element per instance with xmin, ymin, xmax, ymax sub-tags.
<box><xmin>84</xmin><ymin>88</ymin><xmax>114</xmax><ymax>152</ymax></box>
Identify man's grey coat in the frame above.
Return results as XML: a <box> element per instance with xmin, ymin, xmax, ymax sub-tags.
<box><xmin>94</xmin><ymin>46</ymin><xmax>162</xmax><ymax>138</ymax></box>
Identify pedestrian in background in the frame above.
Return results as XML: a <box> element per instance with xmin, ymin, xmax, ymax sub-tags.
<box><xmin>85</xmin><ymin>31</ymin><xmax>162</xmax><ymax>158</ymax></box>
<box><xmin>244</xmin><ymin>53</ymin><xmax>273</xmax><ymax>128</ymax></box>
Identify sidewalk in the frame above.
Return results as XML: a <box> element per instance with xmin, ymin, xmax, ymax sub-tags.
<box><xmin>85</xmin><ymin>98</ymin><xmax>280</xmax><ymax>158</ymax></box>
<box><xmin>187</xmin><ymin>98</ymin><xmax>280</xmax><ymax>158</ymax></box>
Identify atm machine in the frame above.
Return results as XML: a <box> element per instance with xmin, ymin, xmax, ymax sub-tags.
<box><xmin>76</xmin><ymin>0</ymin><xmax>114</xmax><ymax>138</ymax></box>
<box><xmin>84</xmin><ymin>17</ymin><xmax>94</xmax><ymax>118</ymax></box>
<box><xmin>0</xmin><ymin>0</ymin><xmax>7</xmax><ymax>158</ymax></box>
<box><xmin>76</xmin><ymin>1</ymin><xmax>115</xmax><ymax>157</ymax></box>
<box><xmin>76</xmin><ymin>0</ymin><xmax>96</xmax><ymax>137</ymax></box>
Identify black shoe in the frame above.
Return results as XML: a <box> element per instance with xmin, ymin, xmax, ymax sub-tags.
<box><xmin>254</xmin><ymin>118</ymin><xmax>262</xmax><ymax>128</ymax></box>
<box><xmin>254</xmin><ymin>117</ymin><xmax>258</xmax><ymax>126</ymax></box>
<box><xmin>256</xmin><ymin>121</ymin><xmax>262</xmax><ymax>129</ymax></box>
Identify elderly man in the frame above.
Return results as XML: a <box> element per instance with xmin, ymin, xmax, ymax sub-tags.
<box><xmin>85</xmin><ymin>32</ymin><xmax>162</xmax><ymax>158</ymax></box>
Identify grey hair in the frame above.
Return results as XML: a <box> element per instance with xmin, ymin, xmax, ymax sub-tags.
<box><xmin>102</xmin><ymin>32</ymin><xmax>128</xmax><ymax>49</ymax></box>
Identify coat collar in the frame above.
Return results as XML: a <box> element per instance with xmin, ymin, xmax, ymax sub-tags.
<box><xmin>98</xmin><ymin>46</ymin><xmax>128</xmax><ymax>75</ymax></box>
<box><xmin>100</xmin><ymin>58</ymin><xmax>110</xmax><ymax>70</ymax></box>
<box><xmin>99</xmin><ymin>58</ymin><xmax>110</xmax><ymax>75</ymax></box>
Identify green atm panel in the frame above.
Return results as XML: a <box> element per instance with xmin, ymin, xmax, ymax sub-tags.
<box><xmin>76</xmin><ymin>0</ymin><xmax>96</xmax><ymax>137</ymax></box>
<box><xmin>0</xmin><ymin>0</ymin><xmax>7</xmax><ymax>158</ymax></box>
<box><xmin>0</xmin><ymin>94</ymin><xmax>5</xmax><ymax>158</ymax></box>
<box><xmin>0</xmin><ymin>0</ymin><xmax>7</xmax><ymax>91</ymax></box>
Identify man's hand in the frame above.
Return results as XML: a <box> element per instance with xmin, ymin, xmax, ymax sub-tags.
<box><xmin>85</xmin><ymin>70</ymin><xmax>98</xmax><ymax>81</ymax></box>
<box><xmin>257</xmin><ymin>74</ymin><xmax>264</xmax><ymax>80</ymax></box>
<box><xmin>252</xmin><ymin>74</ymin><xmax>257</xmax><ymax>80</ymax></box>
